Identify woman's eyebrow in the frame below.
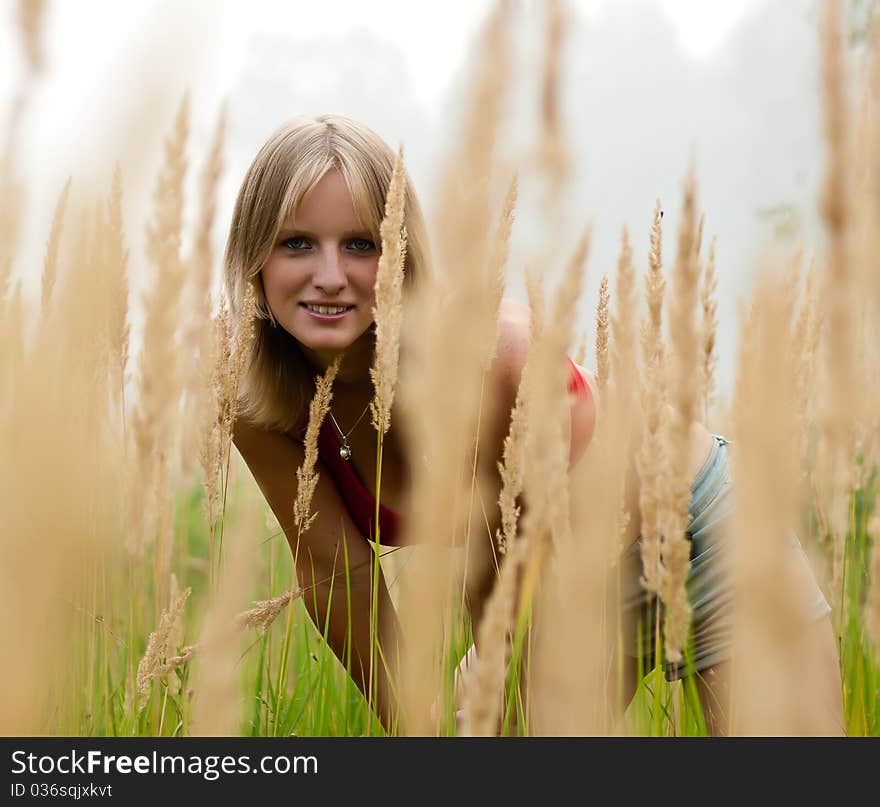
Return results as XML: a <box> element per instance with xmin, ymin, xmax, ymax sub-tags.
<box><xmin>278</xmin><ymin>226</ymin><xmax>373</xmax><ymax>238</ymax></box>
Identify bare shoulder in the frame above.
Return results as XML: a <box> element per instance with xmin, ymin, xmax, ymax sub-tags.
<box><xmin>492</xmin><ymin>298</ymin><xmax>531</xmax><ymax>394</ymax></box>
<box><xmin>468</xmin><ymin>302</ymin><xmax>529</xmax><ymax>469</ymax></box>
<box><xmin>493</xmin><ymin>296</ymin><xmax>598</xmax><ymax>404</ymax></box>
<box><xmin>489</xmin><ymin>299</ymin><xmax>596</xmax><ymax>463</ymax></box>
<box><xmin>232</xmin><ymin>414</ymin><xmax>306</xmax><ymax>468</ymax></box>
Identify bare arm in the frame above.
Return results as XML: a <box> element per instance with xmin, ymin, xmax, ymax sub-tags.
<box><xmin>232</xmin><ymin>416</ymin><xmax>401</xmax><ymax>732</ymax></box>
<box><xmin>464</xmin><ymin>309</ymin><xmax>598</xmax><ymax>633</ymax></box>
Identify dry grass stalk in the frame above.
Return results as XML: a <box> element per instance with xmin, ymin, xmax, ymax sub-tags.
<box><xmin>699</xmin><ymin>236</ymin><xmax>718</xmax><ymax>424</ymax></box>
<box><xmin>867</xmin><ymin>11</ymin><xmax>880</xmax><ymax>320</ymax></box>
<box><xmin>56</xmin><ymin>201</ymin><xmax>116</xmax><ymax>446</ymax></box>
<box><xmin>521</xmin><ymin>231</ymin><xmax>591</xmax><ymax>599</ymax></box>
<box><xmin>868</xmin><ymin>513</ymin><xmax>880</xmax><ymax>667</ymax></box>
<box><xmin>152</xmin><ymin>455</ymin><xmax>176</xmax><ymax>620</ymax></box>
<box><xmin>223</xmin><ymin>282</ymin><xmax>258</xmax><ymax>450</ymax></box>
<box><xmin>659</xmin><ymin>166</ymin><xmax>701</xmax><ymax>663</ymax></box>
<box><xmin>487</xmin><ymin>172</ymin><xmax>518</xmax><ymax>365</ymax></box>
<box><xmin>792</xmin><ymin>257</ymin><xmax>813</xmax><ymax>430</ymax></box>
<box><xmin>0</xmin><ymin>3</ymin><xmax>46</xmax><ymax>304</ymax></box>
<box><xmin>851</xmin><ymin>299</ymin><xmax>872</xmax><ymax>491</ymax></box>
<box><xmin>595</xmin><ymin>274</ymin><xmax>610</xmax><ymax>394</ymax></box>
<box><xmin>794</xmin><ymin>260</ymin><xmax>824</xmax><ymax>485</ymax></box>
<box><xmin>0</xmin><ymin>240</ymin><xmax>14</xmax><ymax>326</ymax></box>
<box><xmin>781</xmin><ymin>245</ymin><xmax>803</xmax><ymax>312</ymax></box>
<box><xmin>40</xmin><ymin>178</ymin><xmax>72</xmax><ymax>316</ymax></box>
<box><xmin>165</xmin><ymin>573</ymin><xmax>185</xmax><ymax>695</ymax></box>
<box><xmin>233</xmin><ymin>585</ymin><xmax>305</xmax><ymax>633</ymax></box>
<box><xmin>199</xmin><ymin>298</ymin><xmax>232</xmax><ymax>532</ymax></box>
<box><xmin>74</xmin><ymin>205</ymin><xmax>98</xmax><ymax>327</ymax></box>
<box><xmin>132</xmin><ymin>577</ymin><xmax>306</xmax><ymax>709</ymax></box>
<box><xmin>495</xmin><ymin>363</ymin><xmax>528</xmax><ymax>557</ymax></box>
<box><xmin>694</xmin><ymin>212</ymin><xmax>705</xmax><ymax>264</ymax></box>
<box><xmin>1</xmin><ymin>200</ymin><xmax>122</xmax><ymax>732</ymax></box>
<box><xmin>815</xmin><ymin>0</ymin><xmax>859</xmax><ymax>614</ymax></box>
<box><xmin>525</xmin><ymin>263</ymin><xmax>545</xmax><ymax>343</ymax></box>
<box><xmin>93</xmin><ymin>196</ymin><xmax>128</xmax><ymax>404</ymax></box>
<box><xmin>0</xmin><ymin>1</ymin><xmax>46</xmax><ymax>310</ymax></box>
<box><xmin>128</xmin><ymin>95</ymin><xmax>190</xmax><ymax>572</ymax></box>
<box><xmin>370</xmin><ymin>144</ymin><xmax>408</xmax><ymax>435</ymax></box>
<box><xmin>293</xmin><ymin>355</ymin><xmax>342</xmax><ymax>539</ymax></box>
<box><xmin>541</xmin><ymin>431</ymin><xmax>623</xmax><ymax>734</ymax></box>
<box><xmin>493</xmin><ymin>265</ymin><xmax>546</xmax><ymax>558</ymax></box>
<box><xmin>637</xmin><ymin>200</ymin><xmax>668</xmax><ymax>596</ymax></box>
<box><xmin>0</xmin><ymin>247</ymin><xmax>13</xmax><ymax>320</ymax></box>
<box><xmin>180</xmin><ymin>105</ymin><xmax>228</xmax><ymax>482</ymax></box>
<box><xmin>493</xmin><ymin>267</ymin><xmax>539</xmax><ymax>559</ymax></box>
<box><xmin>611</xmin><ymin>227</ymin><xmax>638</xmax><ymax>385</ymax></box>
<box><xmin>105</xmin><ymin>166</ymin><xmax>131</xmax><ymax>429</ymax></box>
<box><xmin>460</xmin><ymin>537</ymin><xmax>529</xmax><ymax>735</ymax></box>
<box><xmin>1</xmin><ymin>281</ymin><xmax>24</xmax><ymax>415</ymax></box>
<box><xmin>850</xmin><ymin>12</ymin><xmax>880</xmax><ymax>490</ymax></box>
<box><xmin>230</xmin><ymin>281</ymin><xmax>258</xmax><ymax>390</ymax></box>
<box><xmin>729</xmin><ymin>268</ymin><xmax>827</xmax><ymax>735</ymax></box>
<box><xmin>574</xmin><ymin>330</ymin><xmax>587</xmax><ymax>366</ymax></box>
<box><xmin>787</xmin><ymin>254</ymin><xmax>826</xmax><ymax>557</ymax></box>
<box><xmin>396</xmin><ymin>0</ymin><xmax>512</xmax><ymax>735</ymax></box>
<box><xmin>536</xmin><ymin>0</ymin><xmax>569</xmax><ymax>200</ymax></box>
<box><xmin>155</xmin><ymin>645</ymin><xmax>197</xmax><ymax>678</ymax></box>
<box><xmin>522</xmin><ymin>229</ymin><xmax>592</xmax><ymax>735</ymax></box>
<box><xmin>609</xmin><ymin>226</ymin><xmax>639</xmax><ymax>547</ymax></box>
<box><xmin>16</xmin><ymin>0</ymin><xmax>47</xmax><ymax>75</ymax></box>
<box><xmin>190</xmin><ymin>490</ymin><xmax>259</xmax><ymax>736</ymax></box>
<box><xmin>200</xmin><ymin>281</ymin><xmax>257</xmax><ymax>585</ymax></box>
<box><xmin>644</xmin><ymin>201</ymin><xmax>666</xmax><ymax>364</ymax></box>
<box><xmin>598</xmin><ymin>225</ymin><xmax>642</xmax><ymax>722</ymax></box>
<box><xmin>862</xmin><ymin>317</ymin><xmax>880</xmax><ymax>485</ymax></box>
<box><xmin>135</xmin><ymin>585</ymin><xmax>193</xmax><ymax>711</ymax></box>
<box><xmin>531</xmin><ymin>224</ymin><xmax>641</xmax><ymax>734</ymax></box>
<box><xmin>0</xmin><ymin>169</ymin><xmax>18</xmax><ymax>312</ymax></box>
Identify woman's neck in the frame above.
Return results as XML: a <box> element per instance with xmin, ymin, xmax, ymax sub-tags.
<box><xmin>298</xmin><ymin>331</ymin><xmax>375</xmax><ymax>389</ymax></box>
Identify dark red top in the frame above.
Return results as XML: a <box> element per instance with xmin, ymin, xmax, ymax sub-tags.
<box><xmin>317</xmin><ymin>418</ymin><xmax>405</xmax><ymax>545</ymax></box>
<box><xmin>302</xmin><ymin>357</ymin><xmax>590</xmax><ymax>546</ymax></box>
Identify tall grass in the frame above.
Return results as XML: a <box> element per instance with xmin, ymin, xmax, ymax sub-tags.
<box><xmin>1</xmin><ymin>0</ymin><xmax>878</xmax><ymax>737</ymax></box>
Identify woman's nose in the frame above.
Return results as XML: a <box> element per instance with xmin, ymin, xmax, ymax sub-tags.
<box><xmin>313</xmin><ymin>250</ymin><xmax>347</xmax><ymax>294</ymax></box>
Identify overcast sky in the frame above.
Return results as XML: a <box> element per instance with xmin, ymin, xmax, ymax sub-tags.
<box><xmin>1</xmin><ymin>0</ymin><xmax>834</xmax><ymax>416</ymax></box>
<box><xmin>0</xmin><ymin>1</ymin><xmax>764</xmax><ymax>105</ymax></box>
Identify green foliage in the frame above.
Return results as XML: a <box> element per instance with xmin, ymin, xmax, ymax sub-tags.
<box><xmin>57</xmin><ymin>451</ymin><xmax>879</xmax><ymax>737</ymax></box>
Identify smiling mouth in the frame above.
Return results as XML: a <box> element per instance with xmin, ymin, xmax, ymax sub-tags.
<box><xmin>300</xmin><ymin>303</ymin><xmax>355</xmax><ymax>319</ymax></box>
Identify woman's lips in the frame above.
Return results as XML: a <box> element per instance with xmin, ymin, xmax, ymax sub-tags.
<box><xmin>300</xmin><ymin>303</ymin><xmax>355</xmax><ymax>321</ymax></box>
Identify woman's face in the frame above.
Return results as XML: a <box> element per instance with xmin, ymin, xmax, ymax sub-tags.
<box><xmin>261</xmin><ymin>168</ymin><xmax>379</xmax><ymax>369</ymax></box>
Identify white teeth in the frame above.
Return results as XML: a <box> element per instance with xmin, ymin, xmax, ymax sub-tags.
<box><xmin>306</xmin><ymin>304</ymin><xmax>350</xmax><ymax>315</ymax></box>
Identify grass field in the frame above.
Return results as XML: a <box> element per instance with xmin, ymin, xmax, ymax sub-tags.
<box><xmin>1</xmin><ymin>0</ymin><xmax>878</xmax><ymax>737</ymax></box>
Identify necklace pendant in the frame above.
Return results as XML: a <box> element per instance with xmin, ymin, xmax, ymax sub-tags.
<box><xmin>339</xmin><ymin>443</ymin><xmax>352</xmax><ymax>461</ymax></box>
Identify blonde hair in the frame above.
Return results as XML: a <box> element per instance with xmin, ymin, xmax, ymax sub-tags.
<box><xmin>224</xmin><ymin>114</ymin><xmax>432</xmax><ymax>435</ymax></box>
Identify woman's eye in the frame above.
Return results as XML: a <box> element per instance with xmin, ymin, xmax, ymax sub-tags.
<box><xmin>349</xmin><ymin>238</ymin><xmax>375</xmax><ymax>252</ymax></box>
<box><xmin>283</xmin><ymin>236</ymin><xmax>310</xmax><ymax>250</ymax></box>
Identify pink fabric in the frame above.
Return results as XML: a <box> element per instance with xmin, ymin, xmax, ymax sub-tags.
<box><xmin>567</xmin><ymin>356</ymin><xmax>590</xmax><ymax>398</ymax></box>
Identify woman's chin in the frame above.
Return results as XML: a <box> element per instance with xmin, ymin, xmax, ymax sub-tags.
<box><xmin>286</xmin><ymin>317</ymin><xmax>375</xmax><ymax>369</ymax></box>
<box><xmin>298</xmin><ymin>338</ymin><xmax>351</xmax><ymax>355</ymax></box>
<box><xmin>294</xmin><ymin>331</ymin><xmax>358</xmax><ymax>358</ymax></box>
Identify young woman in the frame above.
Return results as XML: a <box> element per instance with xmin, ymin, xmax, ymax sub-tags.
<box><xmin>226</xmin><ymin>114</ymin><xmax>843</xmax><ymax>735</ymax></box>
